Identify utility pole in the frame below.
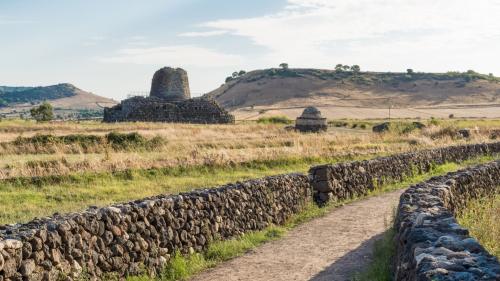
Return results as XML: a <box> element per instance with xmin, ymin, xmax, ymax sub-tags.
<box><xmin>388</xmin><ymin>98</ymin><xmax>392</xmax><ymax>120</ymax></box>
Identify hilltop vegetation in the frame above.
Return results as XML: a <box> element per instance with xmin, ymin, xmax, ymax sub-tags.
<box><xmin>0</xmin><ymin>83</ymin><xmax>78</xmax><ymax>106</ymax></box>
<box><xmin>207</xmin><ymin>66</ymin><xmax>500</xmax><ymax>119</ymax></box>
<box><xmin>0</xmin><ymin>83</ymin><xmax>116</xmax><ymax>119</ymax></box>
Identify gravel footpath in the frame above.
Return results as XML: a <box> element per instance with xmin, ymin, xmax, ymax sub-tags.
<box><xmin>191</xmin><ymin>189</ymin><xmax>404</xmax><ymax>281</ymax></box>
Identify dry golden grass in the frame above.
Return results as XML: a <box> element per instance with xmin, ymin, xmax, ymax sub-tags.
<box><xmin>0</xmin><ymin>119</ymin><xmax>497</xmax><ymax>179</ymax></box>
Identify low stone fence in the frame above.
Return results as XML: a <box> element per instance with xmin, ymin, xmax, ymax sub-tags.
<box><xmin>394</xmin><ymin>160</ymin><xmax>500</xmax><ymax>280</ymax></box>
<box><xmin>0</xmin><ymin>174</ymin><xmax>310</xmax><ymax>280</ymax></box>
<box><xmin>1</xmin><ymin>142</ymin><xmax>499</xmax><ymax>280</ymax></box>
<box><xmin>309</xmin><ymin>142</ymin><xmax>500</xmax><ymax>203</ymax></box>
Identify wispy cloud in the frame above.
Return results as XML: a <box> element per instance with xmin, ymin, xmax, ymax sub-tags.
<box><xmin>183</xmin><ymin>0</ymin><xmax>500</xmax><ymax>70</ymax></box>
<box><xmin>97</xmin><ymin>45</ymin><xmax>244</xmax><ymax>67</ymax></box>
<box><xmin>179</xmin><ymin>30</ymin><xmax>229</xmax><ymax>37</ymax></box>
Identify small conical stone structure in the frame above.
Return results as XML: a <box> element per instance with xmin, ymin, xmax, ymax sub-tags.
<box><xmin>295</xmin><ymin>106</ymin><xmax>327</xmax><ymax>132</ymax></box>
<box><xmin>150</xmin><ymin>67</ymin><xmax>191</xmax><ymax>101</ymax></box>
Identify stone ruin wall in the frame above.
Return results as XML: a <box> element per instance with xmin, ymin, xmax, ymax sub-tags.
<box><xmin>1</xmin><ymin>142</ymin><xmax>499</xmax><ymax>280</ymax></box>
<box><xmin>308</xmin><ymin>142</ymin><xmax>500</xmax><ymax>203</ymax></box>
<box><xmin>103</xmin><ymin>98</ymin><xmax>234</xmax><ymax>124</ymax></box>
<box><xmin>394</xmin><ymin>161</ymin><xmax>500</xmax><ymax>281</ymax></box>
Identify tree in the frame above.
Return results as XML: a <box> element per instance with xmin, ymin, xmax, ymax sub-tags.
<box><xmin>232</xmin><ymin>71</ymin><xmax>239</xmax><ymax>78</ymax></box>
<box><xmin>342</xmin><ymin>65</ymin><xmax>351</xmax><ymax>71</ymax></box>
<box><xmin>335</xmin><ymin>64</ymin><xmax>343</xmax><ymax>72</ymax></box>
<box><xmin>225</xmin><ymin>76</ymin><xmax>233</xmax><ymax>83</ymax></box>
<box><xmin>279</xmin><ymin>63</ymin><xmax>289</xmax><ymax>70</ymax></box>
<box><xmin>351</xmin><ymin>65</ymin><xmax>360</xmax><ymax>73</ymax></box>
<box><xmin>407</xmin><ymin>69</ymin><xmax>414</xmax><ymax>74</ymax></box>
<box><xmin>30</xmin><ymin>101</ymin><xmax>54</xmax><ymax>122</ymax></box>
<box><xmin>238</xmin><ymin>70</ymin><xmax>246</xmax><ymax>76</ymax></box>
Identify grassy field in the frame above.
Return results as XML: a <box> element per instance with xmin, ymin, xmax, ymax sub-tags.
<box><xmin>0</xmin><ymin>118</ymin><xmax>498</xmax><ymax>224</ymax></box>
<box><xmin>0</xmin><ymin>118</ymin><xmax>498</xmax><ymax>180</ymax></box>
<box><xmin>0</xmin><ymin>156</ymin><xmax>351</xmax><ymax>224</ymax></box>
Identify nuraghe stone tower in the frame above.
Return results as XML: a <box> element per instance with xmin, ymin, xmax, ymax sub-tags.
<box><xmin>103</xmin><ymin>67</ymin><xmax>234</xmax><ymax>123</ymax></box>
<box><xmin>295</xmin><ymin>106</ymin><xmax>327</xmax><ymax>132</ymax></box>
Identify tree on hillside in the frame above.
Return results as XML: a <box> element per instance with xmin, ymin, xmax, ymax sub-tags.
<box><xmin>407</xmin><ymin>69</ymin><xmax>414</xmax><ymax>74</ymax></box>
<box><xmin>342</xmin><ymin>65</ymin><xmax>351</xmax><ymax>71</ymax></box>
<box><xmin>238</xmin><ymin>70</ymin><xmax>246</xmax><ymax>76</ymax></box>
<box><xmin>279</xmin><ymin>63</ymin><xmax>289</xmax><ymax>70</ymax></box>
<box><xmin>335</xmin><ymin>64</ymin><xmax>344</xmax><ymax>72</ymax></box>
<box><xmin>30</xmin><ymin>101</ymin><xmax>54</xmax><ymax>122</ymax></box>
<box><xmin>351</xmin><ymin>65</ymin><xmax>360</xmax><ymax>73</ymax></box>
<box><xmin>232</xmin><ymin>71</ymin><xmax>239</xmax><ymax>78</ymax></box>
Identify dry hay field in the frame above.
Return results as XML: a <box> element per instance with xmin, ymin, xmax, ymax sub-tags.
<box><xmin>232</xmin><ymin>104</ymin><xmax>500</xmax><ymax>120</ymax></box>
<box><xmin>0</xmin><ymin>118</ymin><xmax>498</xmax><ymax>225</ymax></box>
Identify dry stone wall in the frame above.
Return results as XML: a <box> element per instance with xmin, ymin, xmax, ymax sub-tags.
<box><xmin>0</xmin><ymin>142</ymin><xmax>499</xmax><ymax>280</ymax></box>
<box><xmin>0</xmin><ymin>174</ymin><xmax>310</xmax><ymax>281</ymax></box>
<box><xmin>309</xmin><ymin>142</ymin><xmax>500</xmax><ymax>203</ymax></box>
<box><xmin>103</xmin><ymin>97</ymin><xmax>235</xmax><ymax>124</ymax></box>
<box><xmin>394</xmin><ymin>160</ymin><xmax>500</xmax><ymax>281</ymax></box>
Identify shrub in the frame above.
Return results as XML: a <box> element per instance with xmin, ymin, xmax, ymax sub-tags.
<box><xmin>427</xmin><ymin>125</ymin><xmax>460</xmax><ymax>140</ymax></box>
<box><xmin>429</xmin><ymin>117</ymin><xmax>440</xmax><ymax>126</ymax></box>
<box><xmin>105</xmin><ymin>132</ymin><xmax>147</xmax><ymax>149</ymax></box>
<box><xmin>30</xmin><ymin>102</ymin><xmax>54</xmax><ymax>122</ymax></box>
<box><xmin>257</xmin><ymin>116</ymin><xmax>293</xmax><ymax>125</ymax></box>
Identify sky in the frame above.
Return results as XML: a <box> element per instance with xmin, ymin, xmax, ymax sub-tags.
<box><xmin>1</xmin><ymin>0</ymin><xmax>500</xmax><ymax>100</ymax></box>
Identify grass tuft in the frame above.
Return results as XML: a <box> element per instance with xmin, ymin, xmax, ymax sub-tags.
<box><xmin>352</xmin><ymin>228</ymin><xmax>395</xmax><ymax>281</ymax></box>
<box><xmin>256</xmin><ymin>116</ymin><xmax>293</xmax><ymax>124</ymax></box>
<box><xmin>457</xmin><ymin>194</ymin><xmax>499</xmax><ymax>258</ymax></box>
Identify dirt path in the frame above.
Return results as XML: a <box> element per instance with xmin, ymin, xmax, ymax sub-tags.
<box><xmin>191</xmin><ymin>190</ymin><xmax>404</xmax><ymax>281</ymax></box>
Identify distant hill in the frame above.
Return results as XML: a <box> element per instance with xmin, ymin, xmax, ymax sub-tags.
<box><xmin>206</xmin><ymin>68</ymin><xmax>500</xmax><ymax>119</ymax></box>
<box><xmin>0</xmin><ymin>83</ymin><xmax>117</xmax><ymax>119</ymax></box>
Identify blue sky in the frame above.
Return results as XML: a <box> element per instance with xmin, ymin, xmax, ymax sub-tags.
<box><xmin>1</xmin><ymin>0</ymin><xmax>500</xmax><ymax>100</ymax></box>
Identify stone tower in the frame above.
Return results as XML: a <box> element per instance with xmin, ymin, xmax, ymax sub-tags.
<box><xmin>295</xmin><ymin>106</ymin><xmax>327</xmax><ymax>132</ymax></box>
<box><xmin>150</xmin><ymin>67</ymin><xmax>191</xmax><ymax>101</ymax></box>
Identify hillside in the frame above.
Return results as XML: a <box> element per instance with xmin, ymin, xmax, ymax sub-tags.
<box><xmin>206</xmin><ymin>68</ymin><xmax>500</xmax><ymax>119</ymax></box>
<box><xmin>0</xmin><ymin>83</ymin><xmax>116</xmax><ymax>119</ymax></box>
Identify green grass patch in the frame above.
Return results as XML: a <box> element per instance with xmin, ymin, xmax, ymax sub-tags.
<box><xmin>457</xmin><ymin>194</ymin><xmax>500</xmax><ymax>258</ymax></box>
<box><xmin>256</xmin><ymin>115</ymin><xmax>293</xmax><ymax>124</ymax></box>
<box><xmin>0</xmin><ymin>154</ymin><xmax>382</xmax><ymax>225</ymax></box>
<box><xmin>8</xmin><ymin>132</ymin><xmax>165</xmax><ymax>153</ymax></box>
<box><xmin>352</xmin><ymin>228</ymin><xmax>395</xmax><ymax>281</ymax></box>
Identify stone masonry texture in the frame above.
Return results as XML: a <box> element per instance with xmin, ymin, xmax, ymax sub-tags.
<box><xmin>309</xmin><ymin>142</ymin><xmax>500</xmax><ymax>204</ymax></box>
<box><xmin>0</xmin><ymin>174</ymin><xmax>310</xmax><ymax>280</ymax></box>
<box><xmin>394</xmin><ymin>160</ymin><xmax>500</xmax><ymax>281</ymax></box>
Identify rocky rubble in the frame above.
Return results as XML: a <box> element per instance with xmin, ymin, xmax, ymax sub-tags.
<box><xmin>394</xmin><ymin>160</ymin><xmax>500</xmax><ymax>281</ymax></box>
<box><xmin>309</xmin><ymin>142</ymin><xmax>500</xmax><ymax>204</ymax></box>
<box><xmin>0</xmin><ymin>174</ymin><xmax>310</xmax><ymax>280</ymax></box>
